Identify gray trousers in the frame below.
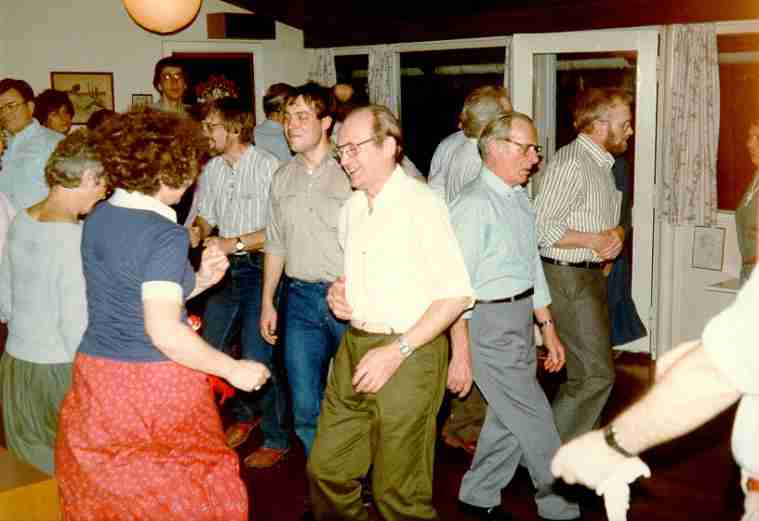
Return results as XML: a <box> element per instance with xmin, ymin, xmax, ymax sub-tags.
<box><xmin>542</xmin><ymin>262</ymin><xmax>614</xmax><ymax>443</ymax></box>
<box><xmin>458</xmin><ymin>298</ymin><xmax>580</xmax><ymax>520</ymax></box>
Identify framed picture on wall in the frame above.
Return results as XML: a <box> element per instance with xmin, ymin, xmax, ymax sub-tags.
<box><xmin>50</xmin><ymin>71</ymin><xmax>115</xmax><ymax>124</ymax></box>
<box><xmin>131</xmin><ymin>93</ymin><xmax>154</xmax><ymax>107</ymax></box>
<box><xmin>692</xmin><ymin>226</ymin><xmax>726</xmax><ymax>271</ymax></box>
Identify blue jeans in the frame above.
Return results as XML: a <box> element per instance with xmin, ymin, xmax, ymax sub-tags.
<box><xmin>202</xmin><ymin>252</ymin><xmax>289</xmax><ymax>450</ymax></box>
<box><xmin>283</xmin><ymin>279</ymin><xmax>347</xmax><ymax>455</ymax></box>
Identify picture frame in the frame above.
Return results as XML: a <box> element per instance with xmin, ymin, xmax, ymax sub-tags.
<box><xmin>692</xmin><ymin>226</ymin><xmax>726</xmax><ymax>271</ymax></box>
<box><xmin>131</xmin><ymin>93</ymin><xmax>154</xmax><ymax>107</ymax></box>
<box><xmin>50</xmin><ymin>72</ymin><xmax>114</xmax><ymax>125</ymax></box>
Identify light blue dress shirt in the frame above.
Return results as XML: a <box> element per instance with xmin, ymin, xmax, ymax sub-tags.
<box><xmin>0</xmin><ymin>119</ymin><xmax>63</xmax><ymax>211</ymax></box>
<box><xmin>254</xmin><ymin>119</ymin><xmax>292</xmax><ymax>163</ymax></box>
<box><xmin>449</xmin><ymin>166</ymin><xmax>551</xmax><ymax>309</ymax></box>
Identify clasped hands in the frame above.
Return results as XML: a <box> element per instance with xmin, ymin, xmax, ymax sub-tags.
<box><xmin>592</xmin><ymin>227</ymin><xmax>624</xmax><ymax>261</ymax></box>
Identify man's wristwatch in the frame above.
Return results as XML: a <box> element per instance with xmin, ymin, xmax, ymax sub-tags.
<box><xmin>398</xmin><ymin>335</ymin><xmax>414</xmax><ymax>358</ymax></box>
<box><xmin>603</xmin><ymin>424</ymin><xmax>635</xmax><ymax>457</ymax></box>
<box><xmin>234</xmin><ymin>237</ymin><xmax>245</xmax><ymax>252</ymax></box>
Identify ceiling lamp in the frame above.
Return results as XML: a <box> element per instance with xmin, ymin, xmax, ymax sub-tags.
<box><xmin>123</xmin><ymin>0</ymin><xmax>202</xmax><ymax>34</ymax></box>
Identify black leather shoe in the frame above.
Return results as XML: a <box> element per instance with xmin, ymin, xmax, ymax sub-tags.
<box><xmin>458</xmin><ymin>501</ymin><xmax>518</xmax><ymax>521</ymax></box>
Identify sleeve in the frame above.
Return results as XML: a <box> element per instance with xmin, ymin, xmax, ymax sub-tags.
<box><xmin>58</xmin><ymin>235</ymin><xmax>87</xmax><ymax>359</ymax></box>
<box><xmin>0</xmin><ymin>237</ymin><xmax>11</xmax><ymax>322</ymax></box>
<box><xmin>427</xmin><ymin>143</ymin><xmax>447</xmax><ymax>199</ymax></box>
<box><xmin>196</xmin><ymin>163</ymin><xmax>217</xmax><ymax>228</ymax></box>
<box><xmin>420</xmin><ymin>195</ymin><xmax>475</xmax><ymax>306</ymax></box>
<box><xmin>141</xmin><ymin>225</ymin><xmax>190</xmax><ymax>303</ymax></box>
<box><xmin>701</xmin><ymin>270</ymin><xmax>759</xmax><ymax>394</ymax></box>
<box><xmin>532</xmin><ymin>246</ymin><xmax>552</xmax><ymax>309</ymax></box>
<box><xmin>448</xmin><ymin>197</ymin><xmax>482</xmax><ymax>318</ymax></box>
<box><xmin>534</xmin><ymin>157</ymin><xmax>583</xmax><ymax>248</ymax></box>
<box><xmin>263</xmin><ymin>172</ymin><xmax>287</xmax><ymax>257</ymax></box>
<box><xmin>259</xmin><ymin>155</ymin><xmax>279</xmax><ymax>229</ymax></box>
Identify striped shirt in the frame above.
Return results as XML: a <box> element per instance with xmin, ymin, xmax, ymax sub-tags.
<box><xmin>428</xmin><ymin>130</ymin><xmax>467</xmax><ymax>199</ymax></box>
<box><xmin>534</xmin><ymin>133</ymin><xmax>622</xmax><ymax>263</ymax></box>
<box><xmin>445</xmin><ymin>137</ymin><xmax>482</xmax><ymax>204</ymax></box>
<box><xmin>197</xmin><ymin>144</ymin><xmax>279</xmax><ymax>238</ymax></box>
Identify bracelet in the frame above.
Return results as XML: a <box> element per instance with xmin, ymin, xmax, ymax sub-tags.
<box><xmin>537</xmin><ymin>318</ymin><xmax>554</xmax><ymax>329</ymax></box>
<box><xmin>603</xmin><ymin>424</ymin><xmax>635</xmax><ymax>457</ymax></box>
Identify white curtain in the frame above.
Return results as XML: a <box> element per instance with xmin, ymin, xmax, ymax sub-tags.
<box><xmin>368</xmin><ymin>45</ymin><xmax>400</xmax><ymax>116</ymax></box>
<box><xmin>659</xmin><ymin>23</ymin><xmax>720</xmax><ymax>226</ymax></box>
<box><xmin>308</xmin><ymin>48</ymin><xmax>337</xmax><ymax>87</ymax></box>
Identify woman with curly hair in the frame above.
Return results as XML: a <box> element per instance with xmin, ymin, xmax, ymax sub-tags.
<box><xmin>33</xmin><ymin>89</ymin><xmax>74</xmax><ymax>135</ymax></box>
<box><xmin>0</xmin><ymin>129</ymin><xmax>105</xmax><ymax>474</ymax></box>
<box><xmin>55</xmin><ymin>109</ymin><xmax>268</xmax><ymax>520</ymax></box>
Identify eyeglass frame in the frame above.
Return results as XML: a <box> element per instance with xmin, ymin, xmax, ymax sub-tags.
<box><xmin>160</xmin><ymin>72</ymin><xmax>185</xmax><ymax>82</ymax></box>
<box><xmin>0</xmin><ymin>100</ymin><xmax>26</xmax><ymax>115</ymax></box>
<box><xmin>597</xmin><ymin>119</ymin><xmax>633</xmax><ymax>132</ymax></box>
<box><xmin>333</xmin><ymin>136</ymin><xmax>376</xmax><ymax>161</ymax></box>
<box><xmin>201</xmin><ymin>121</ymin><xmax>226</xmax><ymax>133</ymax></box>
<box><xmin>500</xmin><ymin>137</ymin><xmax>542</xmax><ymax>156</ymax></box>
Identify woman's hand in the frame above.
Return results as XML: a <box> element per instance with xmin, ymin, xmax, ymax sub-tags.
<box><xmin>197</xmin><ymin>244</ymin><xmax>229</xmax><ymax>288</ymax></box>
<box><xmin>226</xmin><ymin>360</ymin><xmax>271</xmax><ymax>392</ymax></box>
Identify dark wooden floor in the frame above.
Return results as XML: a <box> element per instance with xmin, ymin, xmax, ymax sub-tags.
<box><xmin>0</xmin><ymin>348</ymin><xmax>745</xmax><ymax>521</ymax></box>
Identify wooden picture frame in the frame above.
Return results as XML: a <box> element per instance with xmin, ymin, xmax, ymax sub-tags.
<box><xmin>50</xmin><ymin>72</ymin><xmax>115</xmax><ymax>124</ymax></box>
<box><xmin>131</xmin><ymin>93</ymin><xmax>154</xmax><ymax>107</ymax></box>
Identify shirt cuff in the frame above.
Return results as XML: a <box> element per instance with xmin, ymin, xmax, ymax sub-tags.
<box><xmin>142</xmin><ymin>281</ymin><xmax>183</xmax><ymax>303</ymax></box>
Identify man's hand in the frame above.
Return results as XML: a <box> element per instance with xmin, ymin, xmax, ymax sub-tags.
<box><xmin>352</xmin><ymin>342</ymin><xmax>404</xmax><ymax>393</ymax></box>
<box><xmin>551</xmin><ymin>429</ymin><xmax>629</xmax><ymax>488</ymax></box>
<box><xmin>204</xmin><ymin>236</ymin><xmax>234</xmax><ymax>256</ymax></box>
<box><xmin>540</xmin><ymin>325</ymin><xmax>566</xmax><ymax>372</ymax></box>
<box><xmin>259</xmin><ymin>301</ymin><xmax>278</xmax><ymax>345</ymax></box>
<box><xmin>327</xmin><ymin>276</ymin><xmax>353</xmax><ymax>320</ymax></box>
<box><xmin>447</xmin><ymin>340</ymin><xmax>473</xmax><ymax>397</ymax></box>
<box><xmin>197</xmin><ymin>244</ymin><xmax>229</xmax><ymax>288</ymax></box>
<box><xmin>597</xmin><ymin>229</ymin><xmax>624</xmax><ymax>260</ymax></box>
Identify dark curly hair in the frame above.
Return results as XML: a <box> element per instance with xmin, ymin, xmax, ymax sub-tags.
<box><xmin>33</xmin><ymin>89</ymin><xmax>74</xmax><ymax>127</ymax></box>
<box><xmin>93</xmin><ymin>107</ymin><xmax>208</xmax><ymax>195</ymax></box>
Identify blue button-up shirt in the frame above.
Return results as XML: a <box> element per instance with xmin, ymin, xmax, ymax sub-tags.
<box><xmin>0</xmin><ymin>119</ymin><xmax>63</xmax><ymax>211</ymax></box>
<box><xmin>254</xmin><ymin>119</ymin><xmax>292</xmax><ymax>163</ymax></box>
<box><xmin>449</xmin><ymin>166</ymin><xmax>551</xmax><ymax>309</ymax></box>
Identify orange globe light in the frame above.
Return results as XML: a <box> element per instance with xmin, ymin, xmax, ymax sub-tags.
<box><xmin>123</xmin><ymin>0</ymin><xmax>202</xmax><ymax>34</ymax></box>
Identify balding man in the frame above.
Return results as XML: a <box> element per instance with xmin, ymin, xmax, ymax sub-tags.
<box><xmin>308</xmin><ymin>105</ymin><xmax>474</xmax><ymax>521</ymax></box>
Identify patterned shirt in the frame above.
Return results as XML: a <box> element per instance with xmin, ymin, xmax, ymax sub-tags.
<box><xmin>264</xmin><ymin>153</ymin><xmax>351</xmax><ymax>282</ymax></box>
<box><xmin>445</xmin><ymin>137</ymin><xmax>482</xmax><ymax>204</ymax></box>
<box><xmin>428</xmin><ymin>130</ymin><xmax>467</xmax><ymax>200</ymax></box>
<box><xmin>0</xmin><ymin>119</ymin><xmax>63</xmax><ymax>211</ymax></box>
<box><xmin>535</xmin><ymin>133</ymin><xmax>621</xmax><ymax>263</ymax></box>
<box><xmin>197</xmin><ymin>144</ymin><xmax>279</xmax><ymax>238</ymax></box>
<box><xmin>450</xmin><ymin>167</ymin><xmax>550</xmax><ymax>309</ymax></box>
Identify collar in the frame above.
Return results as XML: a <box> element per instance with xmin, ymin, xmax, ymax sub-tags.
<box><xmin>358</xmin><ymin>165</ymin><xmax>407</xmax><ymax>211</ymax></box>
<box><xmin>9</xmin><ymin>117</ymin><xmax>40</xmax><ymax>141</ymax></box>
<box><xmin>294</xmin><ymin>148</ymin><xmax>338</xmax><ymax>173</ymax></box>
<box><xmin>480</xmin><ymin>166</ymin><xmax>524</xmax><ymax>196</ymax></box>
<box><xmin>109</xmin><ymin>188</ymin><xmax>177</xmax><ymax>223</ymax></box>
<box><xmin>577</xmin><ymin>133</ymin><xmax>615</xmax><ymax>169</ymax></box>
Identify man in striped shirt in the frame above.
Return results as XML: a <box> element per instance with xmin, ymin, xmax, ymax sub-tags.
<box><xmin>534</xmin><ymin>87</ymin><xmax>632</xmax><ymax>443</ymax></box>
<box><xmin>189</xmin><ymin>97</ymin><xmax>290</xmax><ymax>467</ymax></box>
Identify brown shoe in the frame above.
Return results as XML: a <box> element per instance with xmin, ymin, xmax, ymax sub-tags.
<box><xmin>243</xmin><ymin>446</ymin><xmax>290</xmax><ymax>468</ymax></box>
<box><xmin>442</xmin><ymin>432</ymin><xmax>477</xmax><ymax>455</ymax></box>
<box><xmin>225</xmin><ymin>418</ymin><xmax>262</xmax><ymax>449</ymax></box>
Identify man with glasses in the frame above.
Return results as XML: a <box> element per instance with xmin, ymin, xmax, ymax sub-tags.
<box><xmin>151</xmin><ymin>57</ymin><xmax>189</xmax><ymax>115</ymax></box>
<box><xmin>534</xmin><ymin>87</ymin><xmax>632</xmax><ymax>444</ymax></box>
<box><xmin>310</xmin><ymin>105</ymin><xmax>474</xmax><ymax>521</ymax></box>
<box><xmin>262</xmin><ymin>82</ymin><xmax>351</xmax><ymax>464</ymax></box>
<box><xmin>450</xmin><ymin>113</ymin><xmax>580</xmax><ymax>521</ymax></box>
<box><xmin>438</xmin><ymin>85</ymin><xmax>513</xmax><ymax>457</ymax></box>
<box><xmin>189</xmin><ymin>97</ymin><xmax>289</xmax><ymax>468</ymax></box>
<box><xmin>0</xmin><ymin>79</ymin><xmax>63</xmax><ymax>212</ymax></box>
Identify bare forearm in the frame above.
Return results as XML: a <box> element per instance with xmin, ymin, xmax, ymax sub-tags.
<box><xmin>610</xmin><ymin>344</ymin><xmax>741</xmax><ymax>455</ymax></box>
<box><xmin>404</xmin><ymin>297</ymin><xmax>471</xmax><ymax>350</ymax></box>
<box><xmin>449</xmin><ymin>316</ymin><xmax>470</xmax><ymax>360</ymax></box>
<box><xmin>262</xmin><ymin>253</ymin><xmax>285</xmax><ymax>306</ymax></box>
<box><xmin>553</xmin><ymin>229</ymin><xmax>600</xmax><ymax>250</ymax></box>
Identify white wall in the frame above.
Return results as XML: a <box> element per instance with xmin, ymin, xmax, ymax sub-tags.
<box><xmin>0</xmin><ymin>0</ymin><xmax>307</xmax><ymax>123</ymax></box>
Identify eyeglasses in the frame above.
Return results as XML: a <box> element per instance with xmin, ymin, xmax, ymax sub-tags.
<box><xmin>0</xmin><ymin>101</ymin><xmax>24</xmax><ymax>114</ymax></box>
<box><xmin>333</xmin><ymin>136</ymin><xmax>375</xmax><ymax>161</ymax></box>
<box><xmin>284</xmin><ymin>111</ymin><xmax>316</xmax><ymax>125</ymax></box>
<box><xmin>501</xmin><ymin>138</ymin><xmax>542</xmax><ymax>156</ymax></box>
<box><xmin>599</xmin><ymin>119</ymin><xmax>633</xmax><ymax>132</ymax></box>
<box><xmin>202</xmin><ymin>122</ymin><xmax>225</xmax><ymax>133</ymax></box>
<box><xmin>161</xmin><ymin>72</ymin><xmax>185</xmax><ymax>82</ymax></box>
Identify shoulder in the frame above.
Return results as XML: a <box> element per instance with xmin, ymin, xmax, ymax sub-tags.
<box><xmin>202</xmin><ymin>156</ymin><xmax>226</xmax><ymax>177</ymax></box>
<box><xmin>249</xmin><ymin>145</ymin><xmax>279</xmax><ymax>166</ymax></box>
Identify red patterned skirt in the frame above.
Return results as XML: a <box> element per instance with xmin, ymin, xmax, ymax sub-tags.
<box><xmin>55</xmin><ymin>353</ymin><xmax>248</xmax><ymax>521</ymax></box>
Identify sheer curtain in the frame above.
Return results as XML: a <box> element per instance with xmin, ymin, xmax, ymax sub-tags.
<box><xmin>659</xmin><ymin>23</ymin><xmax>720</xmax><ymax>226</ymax></box>
<box><xmin>308</xmin><ymin>48</ymin><xmax>337</xmax><ymax>87</ymax></box>
<box><xmin>368</xmin><ymin>45</ymin><xmax>400</xmax><ymax>116</ymax></box>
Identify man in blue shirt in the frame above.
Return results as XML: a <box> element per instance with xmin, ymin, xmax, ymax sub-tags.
<box><xmin>0</xmin><ymin>79</ymin><xmax>63</xmax><ymax>211</ymax></box>
<box><xmin>449</xmin><ymin>113</ymin><xmax>580</xmax><ymax>521</ymax></box>
<box><xmin>254</xmin><ymin>83</ymin><xmax>294</xmax><ymax>163</ymax></box>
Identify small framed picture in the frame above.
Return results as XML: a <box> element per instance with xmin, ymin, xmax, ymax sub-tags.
<box><xmin>131</xmin><ymin>93</ymin><xmax>153</xmax><ymax>107</ymax></box>
<box><xmin>50</xmin><ymin>71</ymin><xmax>115</xmax><ymax>124</ymax></box>
<box><xmin>692</xmin><ymin>226</ymin><xmax>726</xmax><ymax>271</ymax></box>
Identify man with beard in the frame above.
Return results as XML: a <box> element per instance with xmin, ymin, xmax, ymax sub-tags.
<box><xmin>534</xmin><ymin>87</ymin><xmax>632</xmax><ymax>443</ymax></box>
<box><xmin>261</xmin><ymin>82</ymin><xmax>352</xmax><ymax>460</ymax></box>
<box><xmin>189</xmin><ymin>97</ymin><xmax>289</xmax><ymax>467</ymax></box>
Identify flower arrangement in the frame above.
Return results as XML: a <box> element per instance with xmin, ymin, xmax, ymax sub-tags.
<box><xmin>195</xmin><ymin>74</ymin><xmax>240</xmax><ymax>103</ymax></box>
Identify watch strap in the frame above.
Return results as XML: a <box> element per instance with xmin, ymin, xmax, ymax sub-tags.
<box><xmin>603</xmin><ymin>424</ymin><xmax>635</xmax><ymax>457</ymax></box>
